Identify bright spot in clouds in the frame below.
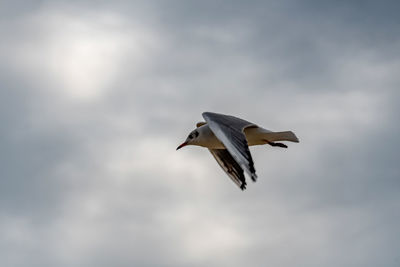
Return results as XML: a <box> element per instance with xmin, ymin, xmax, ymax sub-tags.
<box><xmin>7</xmin><ymin>8</ymin><xmax>156</xmax><ymax>101</ymax></box>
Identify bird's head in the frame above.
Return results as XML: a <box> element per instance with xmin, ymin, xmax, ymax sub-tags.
<box><xmin>176</xmin><ymin>129</ymin><xmax>200</xmax><ymax>150</ymax></box>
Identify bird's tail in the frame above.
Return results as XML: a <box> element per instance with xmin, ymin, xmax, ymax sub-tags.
<box><xmin>262</xmin><ymin>131</ymin><xmax>299</xmax><ymax>143</ymax></box>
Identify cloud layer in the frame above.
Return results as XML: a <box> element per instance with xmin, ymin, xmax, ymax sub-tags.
<box><xmin>1</xmin><ymin>1</ymin><xmax>399</xmax><ymax>266</ymax></box>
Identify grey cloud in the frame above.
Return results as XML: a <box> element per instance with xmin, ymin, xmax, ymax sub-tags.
<box><xmin>0</xmin><ymin>1</ymin><xmax>399</xmax><ymax>267</ymax></box>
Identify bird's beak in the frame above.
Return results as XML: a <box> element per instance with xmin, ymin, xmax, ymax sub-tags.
<box><xmin>176</xmin><ymin>141</ymin><xmax>188</xmax><ymax>150</ymax></box>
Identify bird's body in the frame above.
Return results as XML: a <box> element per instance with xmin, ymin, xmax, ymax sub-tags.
<box><xmin>194</xmin><ymin>124</ymin><xmax>297</xmax><ymax>149</ymax></box>
<box><xmin>177</xmin><ymin>112</ymin><xmax>299</xmax><ymax>190</ymax></box>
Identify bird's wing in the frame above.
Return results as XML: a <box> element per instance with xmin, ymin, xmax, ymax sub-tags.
<box><xmin>209</xmin><ymin>149</ymin><xmax>247</xmax><ymax>190</ymax></box>
<box><xmin>202</xmin><ymin>112</ymin><xmax>257</xmax><ymax>181</ymax></box>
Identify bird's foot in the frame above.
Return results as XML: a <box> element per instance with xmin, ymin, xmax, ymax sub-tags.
<box><xmin>265</xmin><ymin>140</ymin><xmax>288</xmax><ymax>148</ymax></box>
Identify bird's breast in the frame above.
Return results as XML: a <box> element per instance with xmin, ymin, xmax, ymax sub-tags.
<box><xmin>197</xmin><ymin>125</ymin><xmax>226</xmax><ymax>149</ymax></box>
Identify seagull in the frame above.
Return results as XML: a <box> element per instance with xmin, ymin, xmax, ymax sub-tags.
<box><xmin>176</xmin><ymin>112</ymin><xmax>299</xmax><ymax>190</ymax></box>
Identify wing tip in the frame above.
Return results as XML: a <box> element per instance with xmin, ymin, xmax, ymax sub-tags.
<box><xmin>240</xmin><ymin>182</ymin><xmax>247</xmax><ymax>190</ymax></box>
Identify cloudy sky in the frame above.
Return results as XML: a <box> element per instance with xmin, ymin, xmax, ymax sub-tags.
<box><xmin>1</xmin><ymin>1</ymin><xmax>399</xmax><ymax>266</ymax></box>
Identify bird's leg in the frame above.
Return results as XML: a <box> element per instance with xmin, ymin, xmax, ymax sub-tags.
<box><xmin>264</xmin><ymin>140</ymin><xmax>288</xmax><ymax>148</ymax></box>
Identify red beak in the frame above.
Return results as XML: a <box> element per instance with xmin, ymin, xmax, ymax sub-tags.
<box><xmin>176</xmin><ymin>142</ymin><xmax>188</xmax><ymax>150</ymax></box>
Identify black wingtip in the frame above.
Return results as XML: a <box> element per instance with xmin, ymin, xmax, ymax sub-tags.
<box><xmin>240</xmin><ymin>182</ymin><xmax>247</xmax><ymax>190</ymax></box>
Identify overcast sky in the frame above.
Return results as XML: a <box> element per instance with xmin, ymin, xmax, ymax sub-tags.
<box><xmin>1</xmin><ymin>1</ymin><xmax>399</xmax><ymax>266</ymax></box>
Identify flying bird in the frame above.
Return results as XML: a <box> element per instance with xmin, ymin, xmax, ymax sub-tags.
<box><xmin>176</xmin><ymin>112</ymin><xmax>299</xmax><ymax>190</ymax></box>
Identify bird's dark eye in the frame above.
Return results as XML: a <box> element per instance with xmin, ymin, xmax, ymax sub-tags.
<box><xmin>188</xmin><ymin>134</ymin><xmax>193</xmax><ymax>139</ymax></box>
